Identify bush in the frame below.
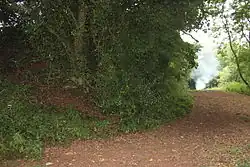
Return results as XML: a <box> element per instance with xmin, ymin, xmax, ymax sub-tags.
<box><xmin>94</xmin><ymin>17</ymin><xmax>196</xmax><ymax>131</ymax></box>
<box><xmin>92</xmin><ymin>3</ymin><xmax>198</xmax><ymax>132</ymax></box>
<box><xmin>224</xmin><ymin>82</ymin><xmax>250</xmax><ymax>95</ymax></box>
<box><xmin>0</xmin><ymin>80</ymin><xmax>90</xmax><ymax>159</ymax></box>
<box><xmin>96</xmin><ymin>66</ymin><xmax>194</xmax><ymax>132</ymax></box>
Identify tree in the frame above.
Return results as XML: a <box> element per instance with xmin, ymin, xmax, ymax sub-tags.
<box><xmin>205</xmin><ymin>76</ymin><xmax>219</xmax><ymax>88</ymax></box>
<box><xmin>216</xmin><ymin>43</ymin><xmax>250</xmax><ymax>87</ymax></box>
<box><xmin>206</xmin><ymin>0</ymin><xmax>250</xmax><ymax>88</ymax></box>
<box><xmin>188</xmin><ymin>78</ymin><xmax>197</xmax><ymax>89</ymax></box>
<box><xmin>93</xmin><ymin>0</ymin><xmax>207</xmax><ymax>130</ymax></box>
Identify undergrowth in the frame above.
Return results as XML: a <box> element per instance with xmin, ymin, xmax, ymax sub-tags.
<box><xmin>0</xmin><ymin>80</ymin><xmax>114</xmax><ymax>160</ymax></box>
<box><xmin>224</xmin><ymin>82</ymin><xmax>250</xmax><ymax>95</ymax></box>
<box><xmin>96</xmin><ymin>75</ymin><xmax>193</xmax><ymax>132</ymax></box>
<box><xmin>206</xmin><ymin>82</ymin><xmax>250</xmax><ymax>96</ymax></box>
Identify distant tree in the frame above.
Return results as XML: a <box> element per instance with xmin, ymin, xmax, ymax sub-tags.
<box><xmin>207</xmin><ymin>0</ymin><xmax>250</xmax><ymax>88</ymax></box>
<box><xmin>205</xmin><ymin>76</ymin><xmax>219</xmax><ymax>88</ymax></box>
<box><xmin>188</xmin><ymin>78</ymin><xmax>196</xmax><ymax>90</ymax></box>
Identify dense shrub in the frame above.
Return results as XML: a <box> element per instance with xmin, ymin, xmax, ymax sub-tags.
<box><xmin>93</xmin><ymin>3</ymin><xmax>198</xmax><ymax>132</ymax></box>
<box><xmin>96</xmin><ymin>71</ymin><xmax>193</xmax><ymax>132</ymax></box>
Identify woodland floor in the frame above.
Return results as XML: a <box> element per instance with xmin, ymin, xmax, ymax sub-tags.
<box><xmin>4</xmin><ymin>90</ymin><xmax>250</xmax><ymax>167</ymax></box>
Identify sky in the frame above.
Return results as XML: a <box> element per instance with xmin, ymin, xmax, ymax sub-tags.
<box><xmin>181</xmin><ymin>30</ymin><xmax>220</xmax><ymax>90</ymax></box>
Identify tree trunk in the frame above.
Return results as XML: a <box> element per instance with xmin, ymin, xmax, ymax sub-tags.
<box><xmin>85</xmin><ymin>0</ymin><xmax>98</xmax><ymax>72</ymax></box>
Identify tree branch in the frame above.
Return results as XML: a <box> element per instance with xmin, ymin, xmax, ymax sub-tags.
<box><xmin>45</xmin><ymin>26</ymin><xmax>72</xmax><ymax>56</ymax></box>
<box><xmin>182</xmin><ymin>31</ymin><xmax>199</xmax><ymax>43</ymax></box>
<box><xmin>240</xmin><ymin>25</ymin><xmax>250</xmax><ymax>47</ymax></box>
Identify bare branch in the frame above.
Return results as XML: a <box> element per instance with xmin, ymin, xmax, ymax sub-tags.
<box><xmin>182</xmin><ymin>31</ymin><xmax>199</xmax><ymax>43</ymax></box>
<box><xmin>66</xmin><ymin>6</ymin><xmax>78</xmax><ymax>28</ymax></box>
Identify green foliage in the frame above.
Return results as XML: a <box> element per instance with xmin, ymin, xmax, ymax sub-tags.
<box><xmin>93</xmin><ymin>2</ymin><xmax>199</xmax><ymax>131</ymax></box>
<box><xmin>96</xmin><ymin>67</ymin><xmax>194</xmax><ymax>132</ymax></box>
<box><xmin>26</xmin><ymin>0</ymin><xmax>91</xmax><ymax>85</ymax></box>
<box><xmin>223</xmin><ymin>82</ymin><xmax>250</xmax><ymax>95</ymax></box>
<box><xmin>216</xmin><ymin>44</ymin><xmax>250</xmax><ymax>88</ymax></box>
<box><xmin>0</xmin><ymin>80</ymin><xmax>91</xmax><ymax>159</ymax></box>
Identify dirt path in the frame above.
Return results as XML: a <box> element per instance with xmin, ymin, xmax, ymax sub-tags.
<box><xmin>21</xmin><ymin>91</ymin><xmax>250</xmax><ymax>167</ymax></box>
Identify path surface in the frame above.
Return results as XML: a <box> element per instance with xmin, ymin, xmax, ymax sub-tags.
<box><xmin>23</xmin><ymin>91</ymin><xmax>250</xmax><ymax>167</ymax></box>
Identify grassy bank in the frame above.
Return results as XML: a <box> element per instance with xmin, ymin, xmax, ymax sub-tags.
<box><xmin>0</xmin><ymin>80</ymin><xmax>115</xmax><ymax>160</ymax></box>
<box><xmin>206</xmin><ymin>82</ymin><xmax>250</xmax><ymax>96</ymax></box>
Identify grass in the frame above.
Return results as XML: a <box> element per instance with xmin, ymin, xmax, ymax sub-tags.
<box><xmin>0</xmin><ymin>80</ymin><xmax>118</xmax><ymax>160</ymax></box>
<box><xmin>223</xmin><ymin>82</ymin><xmax>250</xmax><ymax>95</ymax></box>
<box><xmin>204</xmin><ymin>82</ymin><xmax>250</xmax><ymax>96</ymax></box>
